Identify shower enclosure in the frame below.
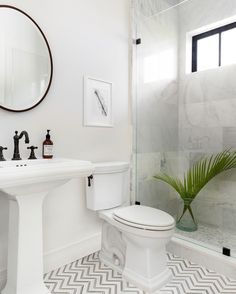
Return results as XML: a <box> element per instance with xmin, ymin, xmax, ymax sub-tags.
<box><xmin>133</xmin><ymin>0</ymin><xmax>236</xmax><ymax>259</ymax></box>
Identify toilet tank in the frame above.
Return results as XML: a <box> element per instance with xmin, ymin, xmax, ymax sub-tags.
<box><xmin>86</xmin><ymin>162</ymin><xmax>130</xmax><ymax>211</ymax></box>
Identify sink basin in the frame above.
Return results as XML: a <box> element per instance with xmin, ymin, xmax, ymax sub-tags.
<box><xmin>1</xmin><ymin>158</ymin><xmax>94</xmax><ymax>294</ymax></box>
<box><xmin>0</xmin><ymin>158</ymin><xmax>89</xmax><ymax>168</ymax></box>
<box><xmin>0</xmin><ymin>158</ymin><xmax>93</xmax><ymax>196</ymax></box>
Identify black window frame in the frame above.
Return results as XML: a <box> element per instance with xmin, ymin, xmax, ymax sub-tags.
<box><xmin>192</xmin><ymin>22</ymin><xmax>236</xmax><ymax>72</ymax></box>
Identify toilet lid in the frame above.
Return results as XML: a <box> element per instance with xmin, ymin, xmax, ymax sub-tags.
<box><xmin>113</xmin><ymin>205</ymin><xmax>175</xmax><ymax>231</ymax></box>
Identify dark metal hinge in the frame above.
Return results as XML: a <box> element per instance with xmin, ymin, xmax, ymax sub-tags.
<box><xmin>88</xmin><ymin>175</ymin><xmax>93</xmax><ymax>187</ymax></box>
<box><xmin>135</xmin><ymin>38</ymin><xmax>141</xmax><ymax>45</ymax></box>
<box><xmin>222</xmin><ymin>247</ymin><xmax>231</xmax><ymax>257</ymax></box>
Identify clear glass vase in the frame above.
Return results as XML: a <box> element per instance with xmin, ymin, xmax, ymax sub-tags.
<box><xmin>176</xmin><ymin>198</ymin><xmax>198</xmax><ymax>232</ymax></box>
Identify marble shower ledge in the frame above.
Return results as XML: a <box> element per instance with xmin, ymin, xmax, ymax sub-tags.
<box><xmin>175</xmin><ymin>224</ymin><xmax>236</xmax><ymax>258</ymax></box>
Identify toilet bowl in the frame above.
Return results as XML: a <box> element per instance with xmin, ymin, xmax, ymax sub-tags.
<box><xmin>86</xmin><ymin>162</ymin><xmax>175</xmax><ymax>293</ymax></box>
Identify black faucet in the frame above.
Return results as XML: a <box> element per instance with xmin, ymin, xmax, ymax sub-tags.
<box><xmin>27</xmin><ymin>146</ymin><xmax>38</xmax><ymax>160</ymax></box>
<box><xmin>12</xmin><ymin>131</ymin><xmax>30</xmax><ymax>160</ymax></box>
<box><xmin>0</xmin><ymin>146</ymin><xmax>7</xmax><ymax>161</ymax></box>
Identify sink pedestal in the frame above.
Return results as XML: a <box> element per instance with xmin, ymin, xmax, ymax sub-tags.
<box><xmin>2</xmin><ymin>193</ymin><xmax>50</xmax><ymax>294</ymax></box>
<box><xmin>0</xmin><ymin>158</ymin><xmax>94</xmax><ymax>294</ymax></box>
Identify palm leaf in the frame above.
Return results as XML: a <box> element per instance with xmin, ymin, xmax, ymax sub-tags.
<box><xmin>154</xmin><ymin>149</ymin><xmax>236</xmax><ymax>202</ymax></box>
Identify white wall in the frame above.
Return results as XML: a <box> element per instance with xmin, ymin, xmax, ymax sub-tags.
<box><xmin>0</xmin><ymin>0</ymin><xmax>131</xmax><ymax>288</ymax></box>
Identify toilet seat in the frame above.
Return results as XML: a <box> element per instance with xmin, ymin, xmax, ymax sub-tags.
<box><xmin>113</xmin><ymin>205</ymin><xmax>175</xmax><ymax>231</ymax></box>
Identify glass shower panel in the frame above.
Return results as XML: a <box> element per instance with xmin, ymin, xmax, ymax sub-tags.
<box><xmin>134</xmin><ymin>0</ymin><xmax>236</xmax><ymax>259</ymax></box>
<box><xmin>135</xmin><ymin>0</ymin><xmax>179</xmax><ymax>218</ymax></box>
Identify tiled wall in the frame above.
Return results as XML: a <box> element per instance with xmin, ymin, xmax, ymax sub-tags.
<box><xmin>178</xmin><ymin>0</ymin><xmax>236</xmax><ymax>232</ymax></box>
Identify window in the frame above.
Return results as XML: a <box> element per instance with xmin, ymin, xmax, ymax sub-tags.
<box><xmin>192</xmin><ymin>22</ymin><xmax>236</xmax><ymax>72</ymax></box>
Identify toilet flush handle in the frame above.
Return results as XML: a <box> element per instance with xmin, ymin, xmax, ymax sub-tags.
<box><xmin>88</xmin><ymin>175</ymin><xmax>93</xmax><ymax>187</ymax></box>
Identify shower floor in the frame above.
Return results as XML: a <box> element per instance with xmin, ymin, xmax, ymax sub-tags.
<box><xmin>175</xmin><ymin>224</ymin><xmax>236</xmax><ymax>257</ymax></box>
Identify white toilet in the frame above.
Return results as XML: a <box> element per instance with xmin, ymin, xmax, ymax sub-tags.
<box><xmin>86</xmin><ymin>162</ymin><xmax>175</xmax><ymax>293</ymax></box>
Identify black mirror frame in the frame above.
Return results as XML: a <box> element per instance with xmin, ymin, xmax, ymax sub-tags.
<box><xmin>0</xmin><ymin>5</ymin><xmax>53</xmax><ymax>113</ymax></box>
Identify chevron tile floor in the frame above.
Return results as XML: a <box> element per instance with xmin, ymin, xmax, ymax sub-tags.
<box><xmin>44</xmin><ymin>252</ymin><xmax>236</xmax><ymax>294</ymax></box>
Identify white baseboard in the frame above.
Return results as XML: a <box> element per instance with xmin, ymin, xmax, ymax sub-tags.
<box><xmin>168</xmin><ymin>236</ymin><xmax>236</xmax><ymax>279</ymax></box>
<box><xmin>0</xmin><ymin>232</ymin><xmax>101</xmax><ymax>290</ymax></box>
<box><xmin>44</xmin><ymin>232</ymin><xmax>101</xmax><ymax>273</ymax></box>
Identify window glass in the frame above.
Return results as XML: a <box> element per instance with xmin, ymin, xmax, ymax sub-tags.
<box><xmin>221</xmin><ymin>28</ymin><xmax>236</xmax><ymax>66</ymax></box>
<box><xmin>197</xmin><ymin>34</ymin><xmax>219</xmax><ymax>71</ymax></box>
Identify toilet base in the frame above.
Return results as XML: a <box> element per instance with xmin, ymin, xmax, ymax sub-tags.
<box><xmin>100</xmin><ymin>246</ymin><xmax>172</xmax><ymax>293</ymax></box>
<box><xmin>123</xmin><ymin>267</ymin><xmax>172</xmax><ymax>293</ymax></box>
<box><xmin>122</xmin><ymin>231</ymin><xmax>173</xmax><ymax>293</ymax></box>
<box><xmin>99</xmin><ymin>218</ymin><xmax>173</xmax><ymax>293</ymax></box>
<box><xmin>99</xmin><ymin>221</ymin><xmax>126</xmax><ymax>273</ymax></box>
<box><xmin>99</xmin><ymin>251</ymin><xmax>123</xmax><ymax>274</ymax></box>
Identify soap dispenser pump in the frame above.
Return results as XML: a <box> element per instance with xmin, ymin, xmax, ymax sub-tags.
<box><xmin>43</xmin><ymin>130</ymin><xmax>53</xmax><ymax>159</ymax></box>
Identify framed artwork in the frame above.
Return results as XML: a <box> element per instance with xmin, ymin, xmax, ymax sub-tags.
<box><xmin>83</xmin><ymin>76</ymin><xmax>113</xmax><ymax>127</ymax></box>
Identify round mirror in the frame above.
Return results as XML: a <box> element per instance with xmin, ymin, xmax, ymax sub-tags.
<box><xmin>0</xmin><ymin>6</ymin><xmax>53</xmax><ymax>112</ymax></box>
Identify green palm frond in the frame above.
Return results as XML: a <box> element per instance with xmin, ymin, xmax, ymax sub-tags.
<box><xmin>154</xmin><ymin>149</ymin><xmax>236</xmax><ymax>202</ymax></box>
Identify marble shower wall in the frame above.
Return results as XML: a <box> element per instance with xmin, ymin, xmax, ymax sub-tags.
<box><xmin>135</xmin><ymin>0</ymin><xmax>182</xmax><ymax>17</ymax></box>
<box><xmin>178</xmin><ymin>0</ymin><xmax>236</xmax><ymax>233</ymax></box>
<box><xmin>135</xmin><ymin>0</ymin><xmax>179</xmax><ymax>214</ymax></box>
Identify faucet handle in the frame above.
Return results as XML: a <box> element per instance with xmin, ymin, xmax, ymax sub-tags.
<box><xmin>0</xmin><ymin>146</ymin><xmax>8</xmax><ymax>161</ymax></box>
<box><xmin>27</xmin><ymin>146</ymin><xmax>38</xmax><ymax>160</ymax></box>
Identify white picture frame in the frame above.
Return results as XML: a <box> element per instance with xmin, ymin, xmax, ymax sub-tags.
<box><xmin>83</xmin><ymin>76</ymin><xmax>113</xmax><ymax>127</ymax></box>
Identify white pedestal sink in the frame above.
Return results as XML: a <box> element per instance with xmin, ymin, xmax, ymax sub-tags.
<box><xmin>0</xmin><ymin>158</ymin><xmax>94</xmax><ymax>294</ymax></box>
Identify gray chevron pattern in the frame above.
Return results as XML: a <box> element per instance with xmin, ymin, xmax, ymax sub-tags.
<box><xmin>44</xmin><ymin>252</ymin><xmax>236</xmax><ymax>294</ymax></box>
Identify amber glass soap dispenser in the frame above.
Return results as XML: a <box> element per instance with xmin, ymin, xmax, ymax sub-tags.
<box><xmin>43</xmin><ymin>130</ymin><xmax>53</xmax><ymax>159</ymax></box>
